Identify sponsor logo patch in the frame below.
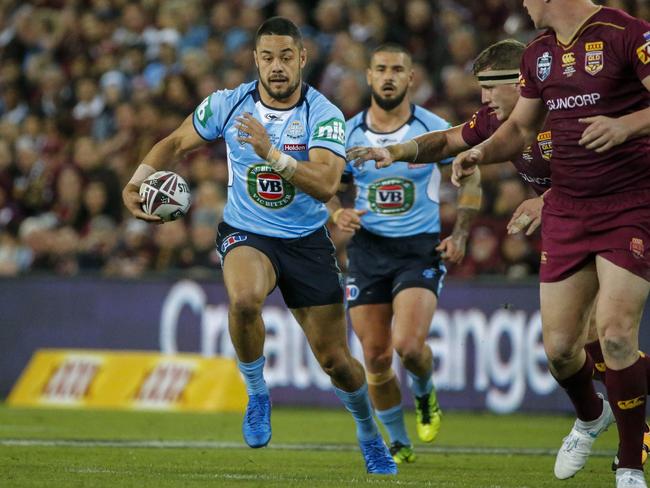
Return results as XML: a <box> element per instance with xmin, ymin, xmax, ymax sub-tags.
<box><xmin>637</xmin><ymin>41</ymin><xmax>650</xmax><ymax>65</ymax></box>
<box><xmin>585</xmin><ymin>41</ymin><xmax>604</xmax><ymax>76</ymax></box>
<box><xmin>367</xmin><ymin>177</ymin><xmax>415</xmax><ymax>215</ymax></box>
<box><xmin>313</xmin><ymin>118</ymin><xmax>345</xmax><ymax>145</ymax></box>
<box><xmin>468</xmin><ymin>112</ymin><xmax>478</xmax><ymax>129</ymax></box>
<box><xmin>561</xmin><ymin>52</ymin><xmax>576</xmax><ymax>77</ymax></box>
<box><xmin>536</xmin><ymin>131</ymin><xmax>553</xmax><ymax>161</ymax></box>
<box><xmin>264</xmin><ymin>113</ymin><xmax>284</xmax><ymax>122</ymax></box>
<box><xmin>546</xmin><ymin>92</ymin><xmax>601</xmax><ymax>111</ymax></box>
<box><xmin>247</xmin><ymin>164</ymin><xmax>296</xmax><ymax>209</ymax></box>
<box><xmin>195</xmin><ymin>95</ymin><xmax>213</xmax><ymax>129</ymax></box>
<box><xmin>346</xmin><ymin>284</ymin><xmax>360</xmax><ymax>301</ymax></box>
<box><xmin>536</xmin><ymin>52</ymin><xmax>552</xmax><ymax>81</ymax></box>
<box><xmin>618</xmin><ymin>395</ymin><xmax>645</xmax><ymax>410</ymax></box>
<box><xmin>220</xmin><ymin>233</ymin><xmax>247</xmax><ymax>253</ymax></box>
<box><xmin>422</xmin><ymin>268</ymin><xmax>436</xmax><ymax>279</ymax></box>
<box><xmin>283</xmin><ymin>143</ymin><xmax>306</xmax><ymax>152</ymax></box>
<box><xmin>540</xmin><ymin>251</ymin><xmax>548</xmax><ymax>264</ymax></box>
<box><xmin>630</xmin><ymin>237</ymin><xmax>645</xmax><ymax>259</ymax></box>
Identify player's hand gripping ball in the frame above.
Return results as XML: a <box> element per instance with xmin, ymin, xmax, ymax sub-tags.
<box><xmin>139</xmin><ymin>171</ymin><xmax>191</xmax><ymax>222</ymax></box>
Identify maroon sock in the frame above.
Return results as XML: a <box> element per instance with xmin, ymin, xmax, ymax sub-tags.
<box><xmin>606</xmin><ymin>358</ymin><xmax>647</xmax><ymax>470</ymax></box>
<box><xmin>642</xmin><ymin>351</ymin><xmax>650</xmax><ymax>393</ymax></box>
<box><xmin>556</xmin><ymin>354</ymin><xmax>603</xmax><ymax>422</ymax></box>
<box><xmin>585</xmin><ymin>340</ymin><xmax>606</xmax><ymax>383</ymax></box>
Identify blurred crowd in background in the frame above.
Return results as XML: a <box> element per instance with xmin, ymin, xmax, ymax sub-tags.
<box><xmin>0</xmin><ymin>0</ymin><xmax>646</xmax><ymax>279</ymax></box>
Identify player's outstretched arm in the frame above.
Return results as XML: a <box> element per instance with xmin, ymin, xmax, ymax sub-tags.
<box><xmin>346</xmin><ymin>125</ymin><xmax>468</xmax><ymax>169</ymax></box>
<box><xmin>436</xmin><ymin>168</ymin><xmax>482</xmax><ymax>264</ymax></box>
<box><xmin>451</xmin><ymin>97</ymin><xmax>545</xmax><ymax>187</ymax></box>
<box><xmin>122</xmin><ymin>115</ymin><xmax>206</xmax><ymax>222</ymax></box>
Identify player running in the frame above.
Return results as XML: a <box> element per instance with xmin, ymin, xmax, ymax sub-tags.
<box><xmin>451</xmin><ymin>2</ymin><xmax>650</xmax><ymax>486</ymax></box>
<box><xmin>122</xmin><ymin>17</ymin><xmax>396</xmax><ymax>475</ymax></box>
<box><xmin>348</xmin><ymin>37</ymin><xmax>650</xmax><ymax>475</ymax></box>
<box><xmin>330</xmin><ymin>44</ymin><xmax>481</xmax><ymax>464</ymax></box>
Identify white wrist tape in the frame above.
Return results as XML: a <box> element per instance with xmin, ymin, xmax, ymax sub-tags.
<box><xmin>267</xmin><ymin>147</ymin><xmax>297</xmax><ymax>180</ymax></box>
<box><xmin>128</xmin><ymin>163</ymin><xmax>156</xmax><ymax>187</ymax></box>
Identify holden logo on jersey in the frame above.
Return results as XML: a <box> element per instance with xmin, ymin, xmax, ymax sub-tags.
<box><xmin>585</xmin><ymin>41</ymin><xmax>604</xmax><ymax>76</ymax></box>
<box><xmin>368</xmin><ymin>177</ymin><xmax>414</xmax><ymax>215</ymax></box>
<box><xmin>536</xmin><ymin>52</ymin><xmax>552</xmax><ymax>81</ymax></box>
<box><xmin>286</xmin><ymin>121</ymin><xmax>305</xmax><ymax>139</ymax></box>
<box><xmin>536</xmin><ymin>131</ymin><xmax>553</xmax><ymax>161</ymax></box>
<box><xmin>247</xmin><ymin>164</ymin><xmax>296</xmax><ymax>209</ymax></box>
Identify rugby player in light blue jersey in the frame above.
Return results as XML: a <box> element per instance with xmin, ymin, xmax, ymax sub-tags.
<box><xmin>328</xmin><ymin>44</ymin><xmax>482</xmax><ymax>464</ymax></box>
<box><xmin>122</xmin><ymin>17</ymin><xmax>396</xmax><ymax>475</ymax></box>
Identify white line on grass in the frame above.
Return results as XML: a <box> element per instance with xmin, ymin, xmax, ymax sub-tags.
<box><xmin>0</xmin><ymin>438</ymin><xmax>616</xmax><ymax>457</ymax></box>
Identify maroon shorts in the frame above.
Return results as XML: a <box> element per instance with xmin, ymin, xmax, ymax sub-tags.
<box><xmin>540</xmin><ymin>190</ymin><xmax>650</xmax><ymax>283</ymax></box>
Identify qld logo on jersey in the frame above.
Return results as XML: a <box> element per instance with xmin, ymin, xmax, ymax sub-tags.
<box><xmin>247</xmin><ymin>164</ymin><xmax>296</xmax><ymax>209</ymax></box>
<box><xmin>585</xmin><ymin>41</ymin><xmax>604</xmax><ymax>76</ymax></box>
<box><xmin>367</xmin><ymin>177</ymin><xmax>414</xmax><ymax>215</ymax></box>
<box><xmin>536</xmin><ymin>131</ymin><xmax>553</xmax><ymax>161</ymax></box>
<box><xmin>536</xmin><ymin>52</ymin><xmax>552</xmax><ymax>81</ymax></box>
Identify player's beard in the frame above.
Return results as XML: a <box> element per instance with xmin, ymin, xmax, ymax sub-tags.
<box><xmin>259</xmin><ymin>69</ymin><xmax>302</xmax><ymax>102</ymax></box>
<box><xmin>371</xmin><ymin>86</ymin><xmax>408</xmax><ymax>111</ymax></box>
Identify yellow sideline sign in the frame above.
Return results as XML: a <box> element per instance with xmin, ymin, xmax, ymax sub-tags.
<box><xmin>7</xmin><ymin>349</ymin><xmax>246</xmax><ymax>412</ymax></box>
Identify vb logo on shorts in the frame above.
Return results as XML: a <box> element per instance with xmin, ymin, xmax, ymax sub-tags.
<box><xmin>247</xmin><ymin>164</ymin><xmax>296</xmax><ymax>209</ymax></box>
<box><xmin>368</xmin><ymin>177</ymin><xmax>414</xmax><ymax>215</ymax></box>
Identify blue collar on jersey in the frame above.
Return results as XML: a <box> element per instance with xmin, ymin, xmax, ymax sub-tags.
<box><xmin>252</xmin><ymin>81</ymin><xmax>309</xmax><ymax>111</ymax></box>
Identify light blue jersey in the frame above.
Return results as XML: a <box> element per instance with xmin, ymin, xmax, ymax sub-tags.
<box><xmin>193</xmin><ymin>81</ymin><xmax>346</xmax><ymax>238</ymax></box>
<box><xmin>345</xmin><ymin>105</ymin><xmax>452</xmax><ymax>237</ymax></box>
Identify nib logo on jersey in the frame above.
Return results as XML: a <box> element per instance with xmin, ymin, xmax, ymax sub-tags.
<box><xmin>368</xmin><ymin>177</ymin><xmax>414</xmax><ymax>215</ymax></box>
<box><xmin>247</xmin><ymin>164</ymin><xmax>295</xmax><ymax>209</ymax></box>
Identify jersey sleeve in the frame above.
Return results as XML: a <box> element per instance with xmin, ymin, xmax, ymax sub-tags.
<box><xmin>519</xmin><ymin>47</ymin><xmax>542</xmax><ymax>100</ymax></box>
<box><xmin>624</xmin><ymin>17</ymin><xmax>650</xmax><ymax>82</ymax></box>
<box><xmin>308</xmin><ymin>100</ymin><xmax>346</xmax><ymax>159</ymax></box>
<box><xmin>192</xmin><ymin>90</ymin><xmax>228</xmax><ymax>141</ymax></box>
<box><xmin>461</xmin><ymin>107</ymin><xmax>491</xmax><ymax>146</ymax></box>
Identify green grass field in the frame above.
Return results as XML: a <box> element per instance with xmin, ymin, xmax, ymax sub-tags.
<box><xmin>0</xmin><ymin>405</ymin><xmax>622</xmax><ymax>487</ymax></box>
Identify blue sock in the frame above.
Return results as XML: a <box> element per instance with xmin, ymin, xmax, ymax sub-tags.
<box><xmin>376</xmin><ymin>405</ymin><xmax>411</xmax><ymax>446</ymax></box>
<box><xmin>407</xmin><ymin>369</ymin><xmax>433</xmax><ymax>398</ymax></box>
<box><xmin>237</xmin><ymin>356</ymin><xmax>268</xmax><ymax>396</ymax></box>
<box><xmin>334</xmin><ymin>383</ymin><xmax>379</xmax><ymax>442</ymax></box>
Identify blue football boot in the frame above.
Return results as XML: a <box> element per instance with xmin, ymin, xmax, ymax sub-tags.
<box><xmin>359</xmin><ymin>434</ymin><xmax>398</xmax><ymax>474</ymax></box>
<box><xmin>242</xmin><ymin>393</ymin><xmax>271</xmax><ymax>448</ymax></box>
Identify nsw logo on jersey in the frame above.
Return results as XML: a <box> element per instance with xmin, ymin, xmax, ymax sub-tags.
<box><xmin>368</xmin><ymin>177</ymin><xmax>414</xmax><ymax>215</ymax></box>
<box><xmin>536</xmin><ymin>52</ymin><xmax>552</xmax><ymax>81</ymax></box>
<box><xmin>313</xmin><ymin>118</ymin><xmax>345</xmax><ymax>145</ymax></box>
<box><xmin>247</xmin><ymin>164</ymin><xmax>296</xmax><ymax>209</ymax></box>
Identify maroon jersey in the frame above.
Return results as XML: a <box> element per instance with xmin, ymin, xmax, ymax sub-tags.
<box><xmin>519</xmin><ymin>7</ymin><xmax>650</xmax><ymax>199</ymax></box>
<box><xmin>462</xmin><ymin>104</ymin><xmax>552</xmax><ymax>196</ymax></box>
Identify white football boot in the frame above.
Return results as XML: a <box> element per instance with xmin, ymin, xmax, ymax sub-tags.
<box><xmin>554</xmin><ymin>393</ymin><xmax>615</xmax><ymax>479</ymax></box>
<box><xmin>616</xmin><ymin>469</ymin><xmax>648</xmax><ymax>487</ymax></box>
